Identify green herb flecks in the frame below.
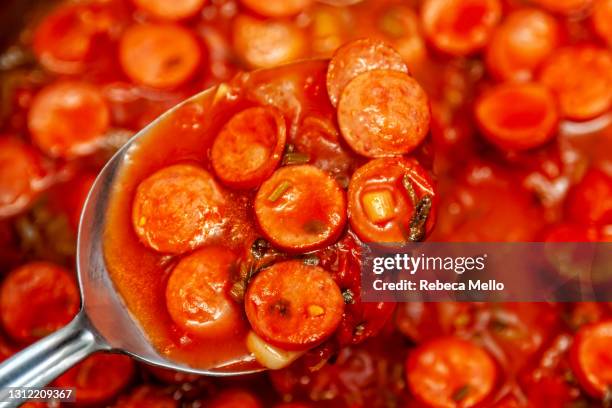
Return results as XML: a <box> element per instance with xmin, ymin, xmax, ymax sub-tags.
<box><xmin>402</xmin><ymin>174</ymin><xmax>419</xmax><ymax>207</ymax></box>
<box><xmin>283</xmin><ymin>152</ymin><xmax>310</xmax><ymax>166</ymax></box>
<box><xmin>267</xmin><ymin>181</ymin><xmax>292</xmax><ymax>202</ymax></box>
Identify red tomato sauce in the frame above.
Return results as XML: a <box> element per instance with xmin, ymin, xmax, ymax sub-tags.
<box><xmin>103</xmin><ymin>60</ymin><xmax>364</xmax><ymax>369</ymax></box>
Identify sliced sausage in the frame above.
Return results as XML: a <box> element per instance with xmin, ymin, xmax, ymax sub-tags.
<box><xmin>165</xmin><ymin>246</ymin><xmax>242</xmax><ymax>338</ymax></box>
<box><xmin>348</xmin><ymin>157</ymin><xmax>436</xmax><ymax>243</ymax></box>
<box><xmin>326</xmin><ymin>38</ymin><xmax>408</xmax><ymax>107</ymax></box>
<box><xmin>211</xmin><ymin>106</ymin><xmax>286</xmax><ymax>189</ymax></box>
<box><xmin>254</xmin><ymin>165</ymin><xmax>346</xmax><ymax>252</ymax></box>
<box><xmin>337</xmin><ymin>70</ymin><xmax>430</xmax><ymax>157</ymax></box>
<box><xmin>132</xmin><ymin>164</ymin><xmax>227</xmax><ymax>254</ymax></box>
<box><xmin>245</xmin><ymin>260</ymin><xmax>344</xmax><ymax>350</ymax></box>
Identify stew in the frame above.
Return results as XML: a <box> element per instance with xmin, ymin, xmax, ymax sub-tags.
<box><xmin>0</xmin><ymin>0</ymin><xmax>610</xmax><ymax>406</ymax></box>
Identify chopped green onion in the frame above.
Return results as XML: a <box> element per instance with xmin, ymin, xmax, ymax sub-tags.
<box><xmin>283</xmin><ymin>152</ymin><xmax>310</xmax><ymax>165</ymax></box>
<box><xmin>402</xmin><ymin>174</ymin><xmax>418</xmax><ymax>207</ymax></box>
<box><xmin>267</xmin><ymin>181</ymin><xmax>292</xmax><ymax>202</ymax></box>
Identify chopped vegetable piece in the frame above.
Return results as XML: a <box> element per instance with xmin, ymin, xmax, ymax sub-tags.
<box><xmin>570</xmin><ymin>320</ymin><xmax>612</xmax><ymax>398</ymax></box>
<box><xmin>132</xmin><ymin>0</ymin><xmax>206</xmax><ymax>20</ymax></box>
<box><xmin>267</xmin><ymin>181</ymin><xmax>292</xmax><ymax>202</ymax></box>
<box><xmin>406</xmin><ymin>337</ymin><xmax>497</xmax><ymax>407</ymax></box>
<box><xmin>54</xmin><ymin>354</ymin><xmax>134</xmax><ymax>405</ymax></box>
<box><xmin>282</xmin><ymin>152</ymin><xmax>310</xmax><ymax>166</ymax></box>
<box><xmin>361</xmin><ymin>190</ymin><xmax>396</xmax><ymax>224</ymax></box>
<box><xmin>212</xmin><ymin>106</ymin><xmax>287</xmax><ymax>189</ymax></box>
<box><xmin>28</xmin><ymin>80</ymin><xmax>110</xmax><ymax>158</ymax></box>
<box><xmin>232</xmin><ymin>15</ymin><xmax>306</xmax><ymax>69</ymax></box>
<box><xmin>485</xmin><ymin>8</ymin><xmax>559</xmax><ymax>81</ymax></box>
<box><xmin>307</xmin><ymin>305</ymin><xmax>326</xmax><ymax>317</ymax></box>
<box><xmin>475</xmin><ymin>82</ymin><xmax>559</xmax><ymax>151</ymax></box>
<box><xmin>255</xmin><ymin>165</ymin><xmax>346</xmax><ymax>252</ymax></box>
<box><xmin>348</xmin><ymin>157</ymin><xmax>436</xmax><ymax>243</ymax></box>
<box><xmin>246</xmin><ymin>331</ymin><xmax>305</xmax><ymax>370</ymax></box>
<box><xmin>0</xmin><ymin>262</ymin><xmax>79</xmax><ymax>343</ymax></box>
<box><xmin>337</xmin><ymin>70</ymin><xmax>430</xmax><ymax>157</ymax></box>
<box><xmin>421</xmin><ymin>0</ymin><xmax>502</xmax><ymax>56</ymax></box>
<box><xmin>402</xmin><ymin>174</ymin><xmax>418</xmax><ymax>206</ymax></box>
<box><xmin>245</xmin><ymin>260</ymin><xmax>344</xmax><ymax>350</ymax></box>
<box><xmin>119</xmin><ymin>23</ymin><xmax>201</xmax><ymax>89</ymax></box>
<box><xmin>132</xmin><ymin>164</ymin><xmax>227</xmax><ymax>254</ymax></box>
<box><xmin>326</xmin><ymin>38</ymin><xmax>408</xmax><ymax>107</ymax></box>
<box><xmin>239</xmin><ymin>0</ymin><xmax>312</xmax><ymax>17</ymax></box>
<box><xmin>165</xmin><ymin>246</ymin><xmax>242</xmax><ymax>337</ymax></box>
<box><xmin>0</xmin><ymin>137</ymin><xmax>44</xmax><ymax>219</ymax></box>
<box><xmin>539</xmin><ymin>46</ymin><xmax>612</xmax><ymax>121</ymax></box>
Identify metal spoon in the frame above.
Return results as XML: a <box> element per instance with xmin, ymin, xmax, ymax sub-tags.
<box><xmin>0</xmin><ymin>85</ymin><xmax>263</xmax><ymax>406</ymax></box>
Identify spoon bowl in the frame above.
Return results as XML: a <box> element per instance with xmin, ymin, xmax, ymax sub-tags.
<box><xmin>0</xmin><ymin>85</ymin><xmax>263</xmax><ymax>407</ymax></box>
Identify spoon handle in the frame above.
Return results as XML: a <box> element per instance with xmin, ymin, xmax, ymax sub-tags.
<box><xmin>0</xmin><ymin>312</ymin><xmax>108</xmax><ymax>407</ymax></box>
